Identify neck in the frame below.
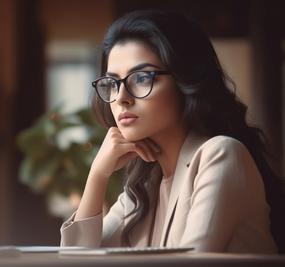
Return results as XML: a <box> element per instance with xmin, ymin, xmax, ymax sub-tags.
<box><xmin>151</xmin><ymin>127</ymin><xmax>188</xmax><ymax>178</ymax></box>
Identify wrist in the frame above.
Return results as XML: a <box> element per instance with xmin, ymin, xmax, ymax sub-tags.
<box><xmin>88</xmin><ymin>169</ymin><xmax>110</xmax><ymax>187</ymax></box>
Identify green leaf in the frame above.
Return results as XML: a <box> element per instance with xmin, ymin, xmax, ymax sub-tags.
<box><xmin>19</xmin><ymin>155</ymin><xmax>60</xmax><ymax>193</ymax></box>
<box><xmin>16</xmin><ymin>107</ymin><xmax>122</xmax><ymax>209</ymax></box>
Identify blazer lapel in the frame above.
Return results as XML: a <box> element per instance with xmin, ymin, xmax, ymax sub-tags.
<box><xmin>160</xmin><ymin>133</ymin><xmax>208</xmax><ymax>246</ymax></box>
<box><xmin>130</xmin><ymin>208</ymin><xmax>155</xmax><ymax>247</ymax></box>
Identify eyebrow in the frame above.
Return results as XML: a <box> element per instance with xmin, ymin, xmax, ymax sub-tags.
<box><xmin>106</xmin><ymin>63</ymin><xmax>161</xmax><ymax>77</ymax></box>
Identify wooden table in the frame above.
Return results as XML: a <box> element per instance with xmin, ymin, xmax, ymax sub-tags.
<box><xmin>1</xmin><ymin>252</ymin><xmax>285</xmax><ymax>267</ymax></box>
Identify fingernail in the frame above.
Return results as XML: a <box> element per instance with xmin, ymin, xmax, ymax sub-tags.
<box><xmin>155</xmin><ymin>147</ymin><xmax>161</xmax><ymax>153</ymax></box>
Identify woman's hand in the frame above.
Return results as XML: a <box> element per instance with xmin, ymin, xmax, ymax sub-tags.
<box><xmin>74</xmin><ymin>127</ymin><xmax>160</xmax><ymax>221</ymax></box>
<box><xmin>90</xmin><ymin>127</ymin><xmax>160</xmax><ymax>181</ymax></box>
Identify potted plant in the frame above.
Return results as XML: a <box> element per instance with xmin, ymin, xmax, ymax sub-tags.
<box><xmin>17</xmin><ymin>108</ymin><xmax>122</xmax><ymax>219</ymax></box>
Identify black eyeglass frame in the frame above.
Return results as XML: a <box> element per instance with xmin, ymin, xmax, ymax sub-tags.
<box><xmin>92</xmin><ymin>70</ymin><xmax>171</xmax><ymax>103</ymax></box>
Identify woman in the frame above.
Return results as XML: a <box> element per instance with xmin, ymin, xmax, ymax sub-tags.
<box><xmin>61</xmin><ymin>10</ymin><xmax>284</xmax><ymax>253</ymax></box>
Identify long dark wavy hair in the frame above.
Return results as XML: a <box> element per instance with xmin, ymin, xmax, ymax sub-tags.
<box><xmin>92</xmin><ymin>10</ymin><xmax>285</xmax><ymax>251</ymax></box>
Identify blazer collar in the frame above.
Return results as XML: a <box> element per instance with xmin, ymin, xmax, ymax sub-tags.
<box><xmin>160</xmin><ymin>132</ymin><xmax>208</xmax><ymax>246</ymax></box>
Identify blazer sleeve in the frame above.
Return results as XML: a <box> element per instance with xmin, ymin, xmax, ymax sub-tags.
<box><xmin>60</xmin><ymin>192</ymin><xmax>126</xmax><ymax>247</ymax></box>
<box><xmin>179</xmin><ymin>137</ymin><xmax>264</xmax><ymax>251</ymax></box>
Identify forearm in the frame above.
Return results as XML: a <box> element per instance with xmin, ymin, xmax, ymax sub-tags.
<box><xmin>74</xmin><ymin>170</ymin><xmax>109</xmax><ymax>221</ymax></box>
<box><xmin>74</xmin><ymin>127</ymin><xmax>158</xmax><ymax>221</ymax></box>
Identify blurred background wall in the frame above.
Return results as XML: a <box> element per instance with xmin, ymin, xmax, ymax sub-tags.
<box><xmin>0</xmin><ymin>0</ymin><xmax>284</xmax><ymax>245</ymax></box>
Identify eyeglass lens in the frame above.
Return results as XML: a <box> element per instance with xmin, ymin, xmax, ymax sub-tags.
<box><xmin>96</xmin><ymin>71</ymin><xmax>154</xmax><ymax>102</ymax></box>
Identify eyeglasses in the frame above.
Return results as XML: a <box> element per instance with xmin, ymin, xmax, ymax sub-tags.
<box><xmin>92</xmin><ymin>70</ymin><xmax>171</xmax><ymax>103</ymax></box>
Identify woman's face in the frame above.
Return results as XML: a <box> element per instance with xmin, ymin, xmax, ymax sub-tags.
<box><xmin>107</xmin><ymin>40</ymin><xmax>184</xmax><ymax>142</ymax></box>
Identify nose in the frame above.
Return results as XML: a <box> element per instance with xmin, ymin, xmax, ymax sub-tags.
<box><xmin>116</xmin><ymin>82</ymin><xmax>134</xmax><ymax>106</ymax></box>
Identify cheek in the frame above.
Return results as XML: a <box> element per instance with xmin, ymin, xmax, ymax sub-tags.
<box><xmin>153</xmin><ymin>87</ymin><xmax>183</xmax><ymax>119</ymax></box>
<box><xmin>110</xmin><ymin>104</ymin><xmax>118</xmax><ymax>124</ymax></box>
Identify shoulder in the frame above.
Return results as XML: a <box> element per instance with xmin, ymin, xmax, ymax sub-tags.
<box><xmin>181</xmin><ymin>134</ymin><xmax>254</xmax><ymax>169</ymax></box>
<box><xmin>189</xmin><ymin>135</ymin><xmax>260</xmax><ymax>192</ymax></box>
<box><xmin>190</xmin><ymin>135</ymin><xmax>255</xmax><ymax>170</ymax></box>
<box><xmin>201</xmin><ymin>135</ymin><xmax>246</xmax><ymax>149</ymax></box>
<box><xmin>199</xmin><ymin>135</ymin><xmax>249</xmax><ymax>157</ymax></box>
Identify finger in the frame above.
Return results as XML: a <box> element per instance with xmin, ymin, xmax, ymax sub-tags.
<box><xmin>107</xmin><ymin>128</ymin><xmax>135</xmax><ymax>144</ymax></box>
<box><xmin>108</xmin><ymin>129</ymin><xmax>124</xmax><ymax>140</ymax></box>
<box><xmin>144</xmin><ymin>138</ymin><xmax>161</xmax><ymax>154</ymax></box>
<box><xmin>134</xmin><ymin>141</ymin><xmax>157</xmax><ymax>162</ymax></box>
<box><xmin>116</xmin><ymin>152</ymin><xmax>137</xmax><ymax>170</ymax></box>
<box><xmin>134</xmin><ymin>146</ymin><xmax>151</xmax><ymax>162</ymax></box>
<box><xmin>114</xmin><ymin>142</ymin><xmax>137</xmax><ymax>155</ymax></box>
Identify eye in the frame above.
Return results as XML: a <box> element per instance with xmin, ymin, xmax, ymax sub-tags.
<box><xmin>99</xmin><ymin>78</ymin><xmax>117</xmax><ymax>90</ymax></box>
<box><xmin>109</xmin><ymin>79</ymin><xmax>117</xmax><ymax>89</ymax></box>
<box><xmin>134</xmin><ymin>72</ymin><xmax>152</xmax><ymax>85</ymax></box>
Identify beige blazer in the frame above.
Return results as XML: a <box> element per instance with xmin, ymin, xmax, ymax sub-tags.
<box><xmin>61</xmin><ymin>135</ymin><xmax>277</xmax><ymax>253</ymax></box>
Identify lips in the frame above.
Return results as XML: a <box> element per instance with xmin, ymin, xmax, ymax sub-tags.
<box><xmin>118</xmin><ymin>112</ymin><xmax>138</xmax><ymax>125</ymax></box>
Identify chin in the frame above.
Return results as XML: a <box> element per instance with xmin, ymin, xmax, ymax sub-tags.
<box><xmin>119</xmin><ymin>128</ymin><xmax>147</xmax><ymax>142</ymax></box>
